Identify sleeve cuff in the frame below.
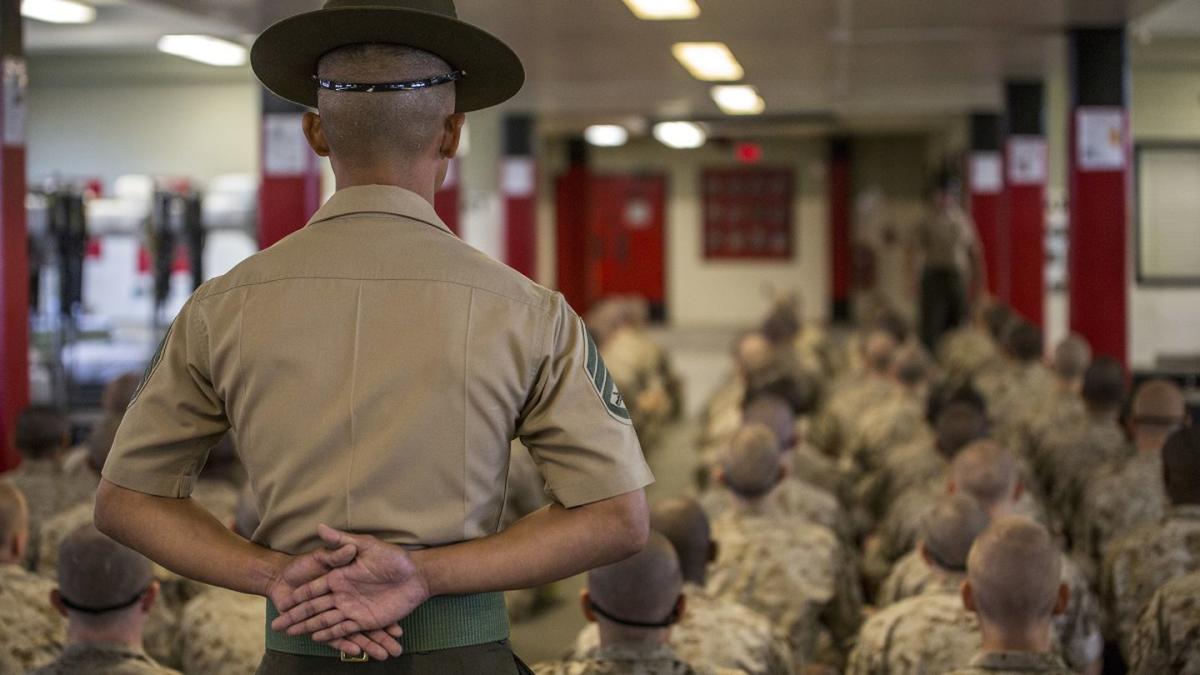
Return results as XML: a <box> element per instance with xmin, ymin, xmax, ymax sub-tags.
<box><xmin>547</xmin><ymin>460</ymin><xmax>656</xmax><ymax>509</ymax></box>
<box><xmin>101</xmin><ymin>464</ymin><xmax>197</xmax><ymax>500</ymax></box>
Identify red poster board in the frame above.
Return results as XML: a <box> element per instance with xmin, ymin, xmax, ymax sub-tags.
<box><xmin>702</xmin><ymin>168</ymin><xmax>794</xmax><ymax>260</ymax></box>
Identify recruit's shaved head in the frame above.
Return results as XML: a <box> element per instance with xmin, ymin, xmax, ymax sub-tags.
<box><xmin>923</xmin><ymin>495</ymin><xmax>990</xmax><ymax>573</ymax></box>
<box><xmin>1082</xmin><ymin>357</ymin><xmax>1126</xmax><ymax>412</ymax></box>
<box><xmin>1131</xmin><ymin>379</ymin><xmax>1187</xmax><ymax>433</ymax></box>
<box><xmin>1053</xmin><ymin>335</ymin><xmax>1091</xmax><ymax>380</ymax></box>
<box><xmin>650</xmin><ymin>498</ymin><xmax>711</xmax><ymax>585</ymax></box>
<box><xmin>722</xmin><ymin>424</ymin><xmax>783</xmax><ymax>500</ymax></box>
<box><xmin>967</xmin><ymin>516</ymin><xmax>1062</xmax><ymax>629</ymax></box>
<box><xmin>761</xmin><ymin>302</ymin><xmax>801</xmax><ymax>346</ymax></box>
<box><xmin>734</xmin><ymin>332</ymin><xmax>775</xmax><ymax>379</ymax></box>
<box><xmin>58</xmin><ymin>525</ymin><xmax>152</xmax><ymax>616</ymax></box>
<box><xmin>317</xmin><ymin>44</ymin><xmax>455</xmax><ymax>167</ymax></box>
<box><xmin>742</xmin><ymin>395</ymin><xmax>796</xmax><ymax>449</ymax></box>
<box><xmin>1005</xmin><ymin>322</ymin><xmax>1043</xmax><ymax>363</ymax></box>
<box><xmin>0</xmin><ymin>481</ymin><xmax>28</xmax><ymax>551</ymax></box>
<box><xmin>934</xmin><ymin>398</ymin><xmax>988</xmax><ymax>459</ymax></box>
<box><xmin>864</xmin><ymin>329</ymin><xmax>897</xmax><ymax>375</ymax></box>
<box><xmin>1163</xmin><ymin>427</ymin><xmax>1200</xmax><ymax>505</ymax></box>
<box><xmin>952</xmin><ymin>440</ymin><xmax>1018</xmax><ymax>511</ymax></box>
<box><xmin>588</xmin><ymin>532</ymin><xmax>681</xmax><ymax>626</ymax></box>
<box><xmin>892</xmin><ymin>344</ymin><xmax>932</xmax><ymax>387</ymax></box>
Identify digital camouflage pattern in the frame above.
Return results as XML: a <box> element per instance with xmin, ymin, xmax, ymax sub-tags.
<box><xmin>179</xmin><ymin>587</ymin><xmax>265</xmax><ymax>675</ymax></box>
<box><xmin>700</xmin><ymin>477</ymin><xmax>851</xmax><ymax>544</ymax></box>
<box><xmin>1102</xmin><ymin>504</ymin><xmax>1200</xmax><ymax>655</ymax></box>
<box><xmin>28</xmin><ymin>643</ymin><xmax>179</xmax><ymax>675</ymax></box>
<box><xmin>845</xmin><ymin>591</ymin><xmax>980</xmax><ymax>675</ymax></box>
<box><xmin>936</xmin><ymin>326</ymin><xmax>997</xmax><ymax>385</ymax></box>
<box><xmin>1033</xmin><ymin>417</ymin><xmax>1128</xmax><ymax>529</ymax></box>
<box><xmin>943</xmin><ymin>651</ymin><xmax>1075</xmax><ymax>675</ymax></box>
<box><xmin>572</xmin><ymin>582</ymin><xmax>793</xmax><ymax>675</ymax></box>
<box><xmin>533</xmin><ymin>643</ymin><xmax>740</xmax><ymax>675</ymax></box>
<box><xmin>0</xmin><ymin>564</ymin><xmax>65</xmax><ymax>672</ymax></box>
<box><xmin>1073</xmin><ymin>452</ymin><xmax>1167</xmax><ymax>572</ymax></box>
<box><xmin>1128</xmin><ymin>570</ymin><xmax>1200</xmax><ymax>675</ymax></box>
<box><xmin>11</xmin><ymin>458</ymin><xmax>97</xmax><ymax>567</ymax></box>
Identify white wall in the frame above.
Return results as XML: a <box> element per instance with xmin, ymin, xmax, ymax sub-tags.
<box><xmin>538</xmin><ymin>138</ymin><xmax>830</xmax><ymax>328</ymax></box>
<box><xmin>27</xmin><ymin>54</ymin><xmax>259</xmax><ymax>191</ymax></box>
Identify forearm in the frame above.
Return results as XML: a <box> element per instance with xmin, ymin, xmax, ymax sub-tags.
<box><xmin>414</xmin><ymin>489</ymin><xmax>648</xmax><ymax>597</ymax></box>
<box><xmin>94</xmin><ymin>479</ymin><xmax>286</xmax><ymax>597</ymax></box>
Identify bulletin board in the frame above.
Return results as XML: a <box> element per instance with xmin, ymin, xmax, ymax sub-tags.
<box><xmin>1136</xmin><ymin>144</ymin><xmax>1200</xmax><ymax>285</ymax></box>
<box><xmin>702</xmin><ymin>168</ymin><xmax>794</xmax><ymax>260</ymax></box>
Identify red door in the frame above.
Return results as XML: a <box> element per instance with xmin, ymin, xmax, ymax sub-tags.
<box><xmin>587</xmin><ymin>174</ymin><xmax>667</xmax><ymax>318</ymax></box>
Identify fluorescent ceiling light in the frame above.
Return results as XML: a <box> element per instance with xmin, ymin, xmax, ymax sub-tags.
<box><xmin>584</xmin><ymin>125</ymin><xmax>629</xmax><ymax>148</ymax></box>
<box><xmin>653</xmin><ymin>121</ymin><xmax>706</xmax><ymax>149</ymax></box>
<box><xmin>711</xmin><ymin>85</ymin><xmax>765</xmax><ymax>115</ymax></box>
<box><xmin>622</xmin><ymin>0</ymin><xmax>699</xmax><ymax>20</ymax></box>
<box><xmin>671</xmin><ymin>42</ymin><xmax>744</xmax><ymax>82</ymax></box>
<box><xmin>21</xmin><ymin>0</ymin><xmax>96</xmax><ymax>24</ymax></box>
<box><xmin>157</xmin><ymin>35</ymin><xmax>248</xmax><ymax>67</ymax></box>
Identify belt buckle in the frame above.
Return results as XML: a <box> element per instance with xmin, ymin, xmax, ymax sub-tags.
<box><xmin>340</xmin><ymin>651</ymin><xmax>370</xmax><ymax>663</ymax></box>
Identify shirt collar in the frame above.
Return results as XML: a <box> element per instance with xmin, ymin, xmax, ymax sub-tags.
<box><xmin>61</xmin><ymin>642</ymin><xmax>150</xmax><ymax>662</ymax></box>
<box><xmin>307</xmin><ymin>185</ymin><xmax>454</xmax><ymax>236</ymax></box>
<box><xmin>1171</xmin><ymin>504</ymin><xmax>1200</xmax><ymax>520</ymax></box>
<box><xmin>969</xmin><ymin>650</ymin><xmax>1069</xmax><ymax>672</ymax></box>
<box><xmin>594</xmin><ymin>643</ymin><xmax>679</xmax><ymax>663</ymax></box>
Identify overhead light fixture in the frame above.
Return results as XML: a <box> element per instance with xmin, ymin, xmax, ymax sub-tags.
<box><xmin>671</xmin><ymin>42</ymin><xmax>744</xmax><ymax>82</ymax></box>
<box><xmin>653</xmin><ymin>121</ymin><xmax>706</xmax><ymax>149</ymax></box>
<box><xmin>622</xmin><ymin>0</ymin><xmax>699</xmax><ymax>20</ymax></box>
<box><xmin>21</xmin><ymin>0</ymin><xmax>96</xmax><ymax>24</ymax></box>
<box><xmin>584</xmin><ymin>125</ymin><xmax>629</xmax><ymax>148</ymax></box>
<box><xmin>711</xmin><ymin>85</ymin><xmax>765</xmax><ymax>115</ymax></box>
<box><xmin>157</xmin><ymin>35</ymin><xmax>248</xmax><ymax>67</ymax></box>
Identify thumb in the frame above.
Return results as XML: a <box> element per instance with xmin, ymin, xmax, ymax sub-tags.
<box><xmin>318</xmin><ymin>523</ymin><xmax>358</xmax><ymax>550</ymax></box>
<box><xmin>315</xmin><ymin>542</ymin><xmax>357</xmax><ymax>569</ymax></box>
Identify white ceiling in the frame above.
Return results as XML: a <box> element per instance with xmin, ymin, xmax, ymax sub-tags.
<box><xmin>24</xmin><ymin>0</ymin><xmax>1199</xmax><ymax>130</ymax></box>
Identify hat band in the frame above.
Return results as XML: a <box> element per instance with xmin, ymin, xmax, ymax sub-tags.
<box><xmin>313</xmin><ymin>70</ymin><xmax>466</xmax><ymax>94</ymax></box>
<box><xmin>587</xmin><ymin>599</ymin><xmax>682</xmax><ymax>629</ymax></box>
<box><xmin>59</xmin><ymin>586</ymin><xmax>149</xmax><ymax>615</ymax></box>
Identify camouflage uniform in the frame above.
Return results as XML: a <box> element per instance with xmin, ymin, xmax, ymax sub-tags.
<box><xmin>989</xmin><ymin>364</ymin><xmax>1054</xmax><ymax>446</ymax></box>
<box><xmin>533</xmin><ymin>643</ymin><xmax>738</xmax><ymax>675</ymax></box>
<box><xmin>822</xmin><ymin>377</ymin><xmax>901</xmax><ymax>459</ymax></box>
<box><xmin>877</xmin><ymin>550</ymin><xmax>1103</xmax><ymax>672</ymax></box>
<box><xmin>179</xmin><ymin>587</ymin><xmax>265</xmax><ymax>675</ymax></box>
<box><xmin>943</xmin><ymin>651</ymin><xmax>1075</xmax><ymax>675</ymax></box>
<box><xmin>937</xmin><ymin>326</ymin><xmax>996</xmax><ymax>386</ymax></box>
<box><xmin>1073</xmin><ymin>452</ymin><xmax>1167</xmax><ymax>573</ymax></box>
<box><xmin>845</xmin><ymin>592</ymin><xmax>980</xmax><ymax>675</ymax></box>
<box><xmin>1022</xmin><ymin>389</ymin><xmax>1086</xmax><ymax>464</ymax></box>
<box><xmin>10</xmin><ymin>458</ymin><xmax>97</xmax><ymax>567</ymax></box>
<box><xmin>1033</xmin><ymin>418</ymin><xmax>1128</xmax><ymax>529</ymax></box>
<box><xmin>700</xmin><ymin>477</ymin><xmax>852</xmax><ymax>544</ymax></box>
<box><xmin>1128</xmin><ymin>570</ymin><xmax>1200</xmax><ymax>675</ymax></box>
<box><xmin>572</xmin><ymin>582</ymin><xmax>792</xmax><ymax>675</ymax></box>
<box><xmin>28</xmin><ymin>643</ymin><xmax>179</xmax><ymax>674</ymax></box>
<box><xmin>0</xmin><ymin>564</ymin><xmax>65</xmax><ymax>672</ymax></box>
<box><xmin>1102</xmin><ymin>504</ymin><xmax>1200</xmax><ymax>655</ymax></box>
<box><xmin>707</xmin><ymin>506</ymin><xmax>862</xmax><ymax>666</ymax></box>
<box><xmin>846</xmin><ymin>390</ymin><xmax>928</xmax><ymax>475</ymax></box>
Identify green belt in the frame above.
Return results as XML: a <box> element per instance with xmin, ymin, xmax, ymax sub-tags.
<box><xmin>265</xmin><ymin>592</ymin><xmax>509</xmax><ymax>658</ymax></box>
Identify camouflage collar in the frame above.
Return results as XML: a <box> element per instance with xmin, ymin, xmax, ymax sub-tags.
<box><xmin>60</xmin><ymin>642</ymin><xmax>154</xmax><ymax>663</ymax></box>
<box><xmin>594</xmin><ymin>643</ymin><xmax>680</xmax><ymax>663</ymax></box>
<box><xmin>969</xmin><ymin>651</ymin><xmax>1070</xmax><ymax>672</ymax></box>
<box><xmin>1170</xmin><ymin>504</ymin><xmax>1200</xmax><ymax>520</ymax></box>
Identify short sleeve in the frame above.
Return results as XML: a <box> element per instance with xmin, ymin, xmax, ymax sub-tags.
<box><xmin>516</xmin><ymin>295</ymin><xmax>654</xmax><ymax>508</ymax></box>
<box><xmin>102</xmin><ymin>295</ymin><xmax>229</xmax><ymax>498</ymax></box>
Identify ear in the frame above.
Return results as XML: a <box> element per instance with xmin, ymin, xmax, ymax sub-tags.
<box><xmin>1053</xmin><ymin>582</ymin><xmax>1070</xmax><ymax>617</ymax></box>
<box><xmin>11</xmin><ymin>529</ymin><xmax>27</xmax><ymax>562</ymax></box>
<box><xmin>713</xmin><ymin>467</ymin><xmax>728</xmax><ymax>489</ymax></box>
<box><xmin>50</xmin><ymin>590</ymin><xmax>68</xmax><ymax>618</ymax></box>
<box><xmin>439</xmin><ymin>113</ymin><xmax>467</xmax><ymax>160</ymax></box>
<box><xmin>580</xmin><ymin>589</ymin><xmax>596</xmax><ymax>623</ymax></box>
<box><xmin>302</xmin><ymin>112</ymin><xmax>331</xmax><ymax>158</ymax></box>
<box><xmin>918</xmin><ymin>541</ymin><xmax>934</xmax><ymax>569</ymax></box>
<box><xmin>777</xmin><ymin>457</ymin><xmax>791</xmax><ymax>482</ymax></box>
<box><xmin>708</xmin><ymin>541</ymin><xmax>719</xmax><ymax>565</ymax></box>
<box><xmin>961</xmin><ymin>580</ymin><xmax>976</xmax><ymax>613</ymax></box>
<box><xmin>140</xmin><ymin>581</ymin><xmax>160</xmax><ymax>614</ymax></box>
<box><xmin>1012</xmin><ymin>480</ymin><xmax>1025</xmax><ymax>502</ymax></box>
<box><xmin>673</xmin><ymin>594</ymin><xmax>687</xmax><ymax>623</ymax></box>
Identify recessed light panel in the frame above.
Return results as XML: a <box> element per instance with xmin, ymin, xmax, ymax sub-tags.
<box><xmin>671</xmin><ymin>42</ymin><xmax>744</xmax><ymax>82</ymax></box>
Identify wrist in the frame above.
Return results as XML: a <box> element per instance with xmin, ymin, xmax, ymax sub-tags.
<box><xmin>408</xmin><ymin>548</ymin><xmax>439</xmax><ymax>600</ymax></box>
<box><xmin>257</xmin><ymin>550</ymin><xmax>293</xmax><ymax>599</ymax></box>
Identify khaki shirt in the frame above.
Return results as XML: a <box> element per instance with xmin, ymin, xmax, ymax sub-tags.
<box><xmin>103</xmin><ymin>185</ymin><xmax>653</xmax><ymax>554</ymax></box>
<box><xmin>918</xmin><ymin>205</ymin><xmax>978</xmax><ymax>274</ymax></box>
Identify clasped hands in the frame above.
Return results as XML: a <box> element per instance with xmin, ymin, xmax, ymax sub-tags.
<box><xmin>265</xmin><ymin>524</ymin><xmax>430</xmax><ymax>661</ymax></box>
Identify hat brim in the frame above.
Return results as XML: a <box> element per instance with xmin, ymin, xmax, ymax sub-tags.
<box><xmin>251</xmin><ymin>7</ymin><xmax>524</xmax><ymax>113</ymax></box>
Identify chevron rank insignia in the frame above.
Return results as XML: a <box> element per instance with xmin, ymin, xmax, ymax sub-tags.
<box><xmin>581</xmin><ymin>318</ymin><xmax>632</xmax><ymax>424</ymax></box>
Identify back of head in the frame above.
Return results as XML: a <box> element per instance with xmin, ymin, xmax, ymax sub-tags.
<box><xmin>983</xmin><ymin>304</ymin><xmax>1015</xmax><ymax>342</ymax></box>
<box><xmin>952</xmin><ymin>440</ymin><xmax>1017</xmax><ymax>510</ymax></box>
<box><xmin>57</xmin><ymin>525</ymin><xmax>152</xmax><ymax>618</ymax></box>
<box><xmin>1052</xmin><ymin>335</ymin><xmax>1091</xmax><ymax>381</ymax></box>
<box><xmin>1131</xmin><ymin>379</ymin><xmax>1187</xmax><ymax>437</ymax></box>
<box><xmin>933</xmin><ymin>387</ymin><xmax>988</xmax><ymax>457</ymax></box>
<box><xmin>317</xmin><ymin>44</ymin><xmax>455</xmax><ymax>168</ymax></box>
<box><xmin>1163</xmin><ymin>426</ymin><xmax>1200</xmax><ymax>506</ymax></box>
<box><xmin>0</xmin><ymin>481</ymin><xmax>28</xmax><ymax>552</ymax></box>
<box><xmin>650</xmin><ymin>498</ymin><xmax>711</xmax><ymax>585</ymax></box>
<box><xmin>100</xmin><ymin>373</ymin><xmax>141</xmax><ymax>417</ymax></box>
<box><xmin>734</xmin><ymin>332</ymin><xmax>774</xmax><ymax>378</ymax></box>
<box><xmin>761</xmin><ymin>302</ymin><xmax>801</xmax><ymax>346</ymax></box>
<box><xmin>588</xmin><ymin>532</ymin><xmax>681</xmax><ymax>627</ymax></box>
<box><xmin>927</xmin><ymin>382</ymin><xmax>987</xmax><ymax>425</ymax></box>
<box><xmin>15</xmin><ymin>406</ymin><xmax>68</xmax><ymax>460</ymax></box>
<box><xmin>923</xmin><ymin>494</ymin><xmax>990</xmax><ymax>573</ymax></box>
<box><xmin>892</xmin><ymin>344</ymin><xmax>932</xmax><ymax>388</ymax></box>
<box><xmin>1005</xmin><ymin>322</ymin><xmax>1043</xmax><ymax>364</ymax></box>
<box><xmin>967</xmin><ymin>516</ymin><xmax>1062</xmax><ymax>629</ymax></box>
<box><xmin>744</xmin><ymin>376</ymin><xmax>818</xmax><ymax>418</ymax></box>
<box><xmin>742</xmin><ymin>394</ymin><xmax>797</xmax><ymax>448</ymax></box>
<box><xmin>1082</xmin><ymin>357</ymin><xmax>1126</xmax><ymax>412</ymax></box>
<box><xmin>721</xmin><ymin>424</ymin><xmax>783</xmax><ymax>500</ymax></box>
<box><xmin>864</xmin><ymin>329</ymin><xmax>898</xmax><ymax>375</ymax></box>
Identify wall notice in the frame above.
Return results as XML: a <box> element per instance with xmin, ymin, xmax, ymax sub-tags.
<box><xmin>1077</xmin><ymin>108</ymin><xmax>1125</xmax><ymax>171</ymax></box>
<box><xmin>1007</xmin><ymin>136</ymin><xmax>1048</xmax><ymax>186</ymax></box>
<box><xmin>3</xmin><ymin>57</ymin><xmax>26</xmax><ymax>148</ymax></box>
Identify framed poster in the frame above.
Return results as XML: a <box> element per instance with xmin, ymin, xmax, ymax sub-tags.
<box><xmin>702</xmin><ymin>167</ymin><xmax>794</xmax><ymax>260</ymax></box>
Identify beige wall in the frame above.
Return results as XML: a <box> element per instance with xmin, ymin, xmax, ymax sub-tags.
<box><xmin>538</xmin><ymin>138</ymin><xmax>830</xmax><ymax>328</ymax></box>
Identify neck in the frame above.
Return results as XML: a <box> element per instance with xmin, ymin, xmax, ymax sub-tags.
<box><xmin>1086</xmin><ymin>407</ymin><xmax>1118</xmax><ymax>423</ymax></box>
<box><xmin>332</xmin><ymin>162</ymin><xmax>440</xmax><ymax>204</ymax></box>
<box><xmin>1134</xmin><ymin>432</ymin><xmax>1168</xmax><ymax>455</ymax></box>
<box><xmin>66</xmin><ymin>614</ymin><xmax>144</xmax><ymax>651</ymax></box>
<box><xmin>978</xmin><ymin>618</ymin><xmax>1054</xmax><ymax>654</ymax></box>
<box><xmin>597</xmin><ymin>621</ymin><xmax>670</xmax><ymax>648</ymax></box>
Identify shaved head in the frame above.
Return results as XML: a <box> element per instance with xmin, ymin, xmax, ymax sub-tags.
<box><xmin>650</xmin><ymin>498</ymin><xmax>711</xmax><ymax>585</ymax></box>
<box><xmin>864</xmin><ymin>329</ymin><xmax>898</xmax><ymax>375</ymax></box>
<box><xmin>761</xmin><ymin>302</ymin><xmax>801</xmax><ymax>346</ymax></box>
<box><xmin>588</xmin><ymin>532</ymin><xmax>681</xmax><ymax>626</ymax></box>
<box><xmin>1005</xmin><ymin>322</ymin><xmax>1043</xmax><ymax>363</ymax></box>
<box><xmin>1082</xmin><ymin>357</ymin><xmax>1126</xmax><ymax>413</ymax></box>
<box><xmin>1163</xmin><ymin>427</ymin><xmax>1200</xmax><ymax>505</ymax></box>
<box><xmin>1131</xmin><ymin>379</ymin><xmax>1187</xmax><ymax>434</ymax></box>
<box><xmin>722</xmin><ymin>424</ymin><xmax>783</xmax><ymax>500</ymax></box>
<box><xmin>742</xmin><ymin>395</ymin><xmax>796</xmax><ymax>449</ymax></box>
<box><xmin>923</xmin><ymin>495</ymin><xmax>990</xmax><ymax>573</ymax></box>
<box><xmin>967</xmin><ymin>517</ymin><xmax>1062</xmax><ymax>629</ymax></box>
<box><xmin>317</xmin><ymin>44</ymin><xmax>455</xmax><ymax>168</ymax></box>
<box><xmin>892</xmin><ymin>344</ymin><xmax>932</xmax><ymax>387</ymax></box>
<box><xmin>952</xmin><ymin>440</ymin><xmax>1018</xmax><ymax>511</ymax></box>
<box><xmin>0</xmin><ymin>481</ymin><xmax>28</xmax><ymax>552</ymax></box>
<box><xmin>1053</xmin><ymin>335</ymin><xmax>1091</xmax><ymax>381</ymax></box>
<box><xmin>934</xmin><ymin>398</ymin><xmax>988</xmax><ymax>459</ymax></box>
<box><xmin>58</xmin><ymin>525</ymin><xmax>152</xmax><ymax>617</ymax></box>
<box><xmin>734</xmin><ymin>332</ymin><xmax>775</xmax><ymax>379</ymax></box>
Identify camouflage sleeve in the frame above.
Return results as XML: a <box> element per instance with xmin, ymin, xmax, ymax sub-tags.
<box><xmin>1127</xmin><ymin>587</ymin><xmax>1170</xmax><ymax>675</ymax></box>
<box><xmin>822</xmin><ymin>541</ymin><xmax>865</xmax><ymax>655</ymax></box>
